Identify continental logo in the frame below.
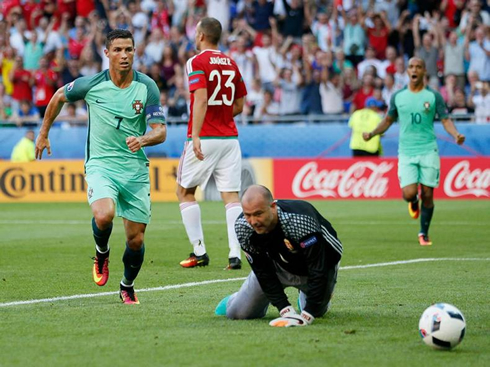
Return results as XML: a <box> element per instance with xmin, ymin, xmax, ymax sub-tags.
<box><xmin>0</xmin><ymin>159</ymin><xmax>183</xmax><ymax>202</ymax></box>
<box><xmin>0</xmin><ymin>165</ymin><xmax>86</xmax><ymax>200</ymax></box>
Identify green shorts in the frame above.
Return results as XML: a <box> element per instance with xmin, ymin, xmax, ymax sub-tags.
<box><xmin>398</xmin><ymin>151</ymin><xmax>440</xmax><ymax>189</ymax></box>
<box><xmin>85</xmin><ymin>165</ymin><xmax>151</xmax><ymax>224</ymax></box>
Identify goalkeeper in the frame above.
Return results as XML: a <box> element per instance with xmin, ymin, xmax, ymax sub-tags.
<box><xmin>215</xmin><ymin>185</ymin><xmax>342</xmax><ymax>327</ymax></box>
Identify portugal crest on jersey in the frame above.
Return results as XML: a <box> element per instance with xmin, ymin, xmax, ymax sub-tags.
<box><xmin>424</xmin><ymin>102</ymin><xmax>430</xmax><ymax>113</ymax></box>
<box><xmin>132</xmin><ymin>100</ymin><xmax>144</xmax><ymax>114</ymax></box>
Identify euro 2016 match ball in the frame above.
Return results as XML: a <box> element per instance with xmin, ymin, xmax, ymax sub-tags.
<box><xmin>418</xmin><ymin>303</ymin><xmax>466</xmax><ymax>350</ymax></box>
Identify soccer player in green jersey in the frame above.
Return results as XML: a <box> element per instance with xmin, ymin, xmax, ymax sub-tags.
<box><xmin>363</xmin><ymin>57</ymin><xmax>465</xmax><ymax>246</ymax></box>
<box><xmin>35</xmin><ymin>29</ymin><xmax>167</xmax><ymax>304</ymax></box>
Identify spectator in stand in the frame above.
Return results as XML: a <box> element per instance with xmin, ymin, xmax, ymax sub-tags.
<box><xmin>23</xmin><ymin>28</ymin><xmax>50</xmax><ymax>71</ymax></box>
<box><xmin>1</xmin><ymin>46</ymin><xmax>16</xmax><ymax>96</ymax></box>
<box><xmin>449</xmin><ymin>88</ymin><xmax>474</xmax><ymax>121</ymax></box>
<box><xmin>161</xmin><ymin>45</ymin><xmax>179</xmax><ymax>90</ymax></box>
<box><xmin>441</xmin><ymin>0</ymin><xmax>465</xmax><ymax>29</ymax></box>
<box><xmin>248</xmin><ymin>0</ymin><xmax>274</xmax><ymax>32</ymax></box>
<box><xmin>471</xmin><ymin>81</ymin><xmax>490</xmax><ymax>123</ymax></box>
<box><xmin>275</xmin><ymin>66</ymin><xmax>303</xmax><ymax>116</ymax></box>
<box><xmin>9</xmin><ymin>55</ymin><xmax>33</xmax><ymax>117</ymax></box>
<box><xmin>33</xmin><ymin>56</ymin><xmax>58</xmax><ymax>118</ymax></box>
<box><xmin>207</xmin><ymin>0</ymin><xmax>230</xmax><ymax>34</ymax></box>
<box><xmin>459</xmin><ymin>0</ymin><xmax>490</xmax><ymax>33</ymax></box>
<box><xmin>167</xmin><ymin>74</ymin><xmax>189</xmax><ymax>119</ymax></box>
<box><xmin>9</xmin><ymin>18</ymin><xmax>29</xmax><ymax>57</ymax></box>
<box><xmin>333</xmin><ymin>48</ymin><xmax>354</xmax><ymax>74</ymax></box>
<box><xmin>413</xmin><ymin>14</ymin><xmax>440</xmax><ymax>88</ymax></box>
<box><xmin>379</xmin><ymin>46</ymin><xmax>397</xmax><ymax>78</ymax></box>
<box><xmin>145</xmin><ymin>28</ymin><xmax>166</xmax><ymax>65</ymax></box>
<box><xmin>229</xmin><ymin>34</ymin><xmax>256</xmax><ymax>89</ymax></box>
<box><xmin>148</xmin><ymin>62</ymin><xmax>168</xmax><ymax>91</ymax></box>
<box><xmin>465</xmin><ymin>25</ymin><xmax>490</xmax><ymax>82</ymax></box>
<box><xmin>394</xmin><ymin>10</ymin><xmax>415</xmax><ymax>58</ymax></box>
<box><xmin>13</xmin><ymin>99</ymin><xmax>40</xmax><ymax>127</ymax></box>
<box><xmin>133</xmin><ymin>41</ymin><xmax>150</xmax><ymax>72</ymax></box>
<box><xmin>68</xmin><ymin>26</ymin><xmax>89</xmax><ymax>60</ymax></box>
<box><xmin>393</xmin><ymin>56</ymin><xmax>409</xmax><ymax>90</ymax></box>
<box><xmin>441</xmin><ymin>74</ymin><xmax>458</xmax><ymax>106</ymax></box>
<box><xmin>365</xmin><ymin>11</ymin><xmax>391</xmax><ymax>60</ymax></box>
<box><xmin>151</xmin><ymin>0</ymin><xmax>173</xmax><ymax>39</ymax></box>
<box><xmin>300</xmin><ymin>42</ymin><xmax>323</xmax><ymax>116</ymax></box>
<box><xmin>357</xmin><ymin>46</ymin><xmax>382</xmax><ymax>79</ymax></box>
<box><xmin>440</xmin><ymin>29</ymin><xmax>466</xmax><ymax>90</ymax></box>
<box><xmin>35</xmin><ymin>16</ymin><xmax>62</xmax><ymax>55</ymax></box>
<box><xmin>254</xmin><ymin>89</ymin><xmax>279</xmax><ymax>123</ymax></box>
<box><xmin>341</xmin><ymin>66</ymin><xmax>359</xmax><ymax>113</ymax></box>
<box><xmin>320</xmin><ymin>69</ymin><xmax>344</xmax><ymax>116</ymax></box>
<box><xmin>382</xmin><ymin>73</ymin><xmax>396</xmax><ymax>107</ymax></box>
<box><xmin>341</xmin><ymin>7</ymin><xmax>366</xmax><ymax>66</ymax></box>
<box><xmin>79</xmin><ymin>42</ymin><xmax>101</xmax><ymax>77</ymax></box>
<box><xmin>276</xmin><ymin>0</ymin><xmax>310</xmax><ymax>39</ymax></box>
<box><xmin>59</xmin><ymin>56</ymin><xmax>82</xmax><ymax>85</ymax></box>
<box><xmin>350</xmin><ymin>73</ymin><xmax>375</xmax><ymax>112</ymax></box>
<box><xmin>128</xmin><ymin>1</ymin><xmax>149</xmax><ymax>45</ymax></box>
<box><xmin>243</xmin><ymin>79</ymin><xmax>264</xmax><ymax>119</ymax></box>
<box><xmin>311</xmin><ymin>9</ymin><xmax>338</xmax><ymax>53</ymax></box>
<box><xmin>55</xmin><ymin>101</ymin><xmax>88</xmax><ymax>126</ymax></box>
<box><xmin>466</xmin><ymin>70</ymin><xmax>482</xmax><ymax>100</ymax></box>
<box><xmin>0</xmin><ymin>83</ymin><xmax>13</xmax><ymax>121</ymax></box>
<box><xmin>252</xmin><ymin>32</ymin><xmax>279</xmax><ymax>92</ymax></box>
<box><xmin>11</xmin><ymin>129</ymin><xmax>36</xmax><ymax>162</ymax></box>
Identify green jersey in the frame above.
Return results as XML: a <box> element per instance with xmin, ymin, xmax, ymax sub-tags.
<box><xmin>388</xmin><ymin>86</ymin><xmax>448</xmax><ymax>156</ymax></box>
<box><xmin>64</xmin><ymin>70</ymin><xmax>166</xmax><ymax>171</ymax></box>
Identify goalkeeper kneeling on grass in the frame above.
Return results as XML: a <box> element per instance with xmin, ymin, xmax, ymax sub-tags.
<box><xmin>215</xmin><ymin>185</ymin><xmax>342</xmax><ymax>327</ymax></box>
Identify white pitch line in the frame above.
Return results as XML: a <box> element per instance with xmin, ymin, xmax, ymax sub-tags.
<box><xmin>1</xmin><ymin>257</ymin><xmax>489</xmax><ymax>308</ymax></box>
<box><xmin>0</xmin><ymin>220</ymin><xmax>487</xmax><ymax>226</ymax></box>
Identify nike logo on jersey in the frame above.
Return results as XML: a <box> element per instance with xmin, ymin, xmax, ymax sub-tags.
<box><xmin>95</xmin><ymin>99</ymin><xmax>105</xmax><ymax>103</ymax></box>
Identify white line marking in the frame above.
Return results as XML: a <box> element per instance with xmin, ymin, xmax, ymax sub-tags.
<box><xmin>1</xmin><ymin>257</ymin><xmax>489</xmax><ymax>308</ymax></box>
<box><xmin>0</xmin><ymin>220</ymin><xmax>487</xmax><ymax>226</ymax></box>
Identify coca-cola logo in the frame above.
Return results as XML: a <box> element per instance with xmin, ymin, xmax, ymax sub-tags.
<box><xmin>292</xmin><ymin>161</ymin><xmax>395</xmax><ymax>198</ymax></box>
<box><xmin>443</xmin><ymin>161</ymin><xmax>490</xmax><ymax>197</ymax></box>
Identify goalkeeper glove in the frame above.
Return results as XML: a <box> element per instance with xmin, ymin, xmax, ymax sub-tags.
<box><xmin>269</xmin><ymin>306</ymin><xmax>315</xmax><ymax>327</ymax></box>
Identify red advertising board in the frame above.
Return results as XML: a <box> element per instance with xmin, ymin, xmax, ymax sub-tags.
<box><xmin>273</xmin><ymin>158</ymin><xmax>490</xmax><ymax>199</ymax></box>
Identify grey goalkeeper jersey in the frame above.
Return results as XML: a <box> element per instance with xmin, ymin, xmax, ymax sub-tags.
<box><xmin>235</xmin><ymin>200</ymin><xmax>342</xmax><ymax>316</ymax></box>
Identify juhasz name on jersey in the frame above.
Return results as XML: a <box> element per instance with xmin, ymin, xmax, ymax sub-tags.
<box><xmin>209</xmin><ymin>57</ymin><xmax>231</xmax><ymax>65</ymax></box>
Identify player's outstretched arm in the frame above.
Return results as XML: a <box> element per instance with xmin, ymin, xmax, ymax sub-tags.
<box><xmin>363</xmin><ymin>115</ymin><xmax>395</xmax><ymax>141</ymax></box>
<box><xmin>126</xmin><ymin>123</ymin><xmax>167</xmax><ymax>153</ymax></box>
<box><xmin>441</xmin><ymin>118</ymin><xmax>465</xmax><ymax>145</ymax></box>
<box><xmin>35</xmin><ymin>86</ymin><xmax>68</xmax><ymax>160</ymax></box>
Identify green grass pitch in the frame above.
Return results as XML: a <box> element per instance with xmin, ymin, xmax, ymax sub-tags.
<box><xmin>1</xmin><ymin>200</ymin><xmax>489</xmax><ymax>367</ymax></box>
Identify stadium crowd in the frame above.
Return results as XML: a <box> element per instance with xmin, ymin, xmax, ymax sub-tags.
<box><xmin>0</xmin><ymin>0</ymin><xmax>489</xmax><ymax>127</ymax></box>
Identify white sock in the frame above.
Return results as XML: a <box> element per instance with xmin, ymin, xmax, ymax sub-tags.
<box><xmin>226</xmin><ymin>202</ymin><xmax>242</xmax><ymax>259</ymax></box>
<box><xmin>180</xmin><ymin>202</ymin><xmax>206</xmax><ymax>256</ymax></box>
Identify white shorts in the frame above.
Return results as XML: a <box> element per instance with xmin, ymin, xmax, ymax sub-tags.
<box><xmin>177</xmin><ymin>138</ymin><xmax>242</xmax><ymax>192</ymax></box>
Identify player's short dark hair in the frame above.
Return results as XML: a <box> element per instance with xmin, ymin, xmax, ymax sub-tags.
<box><xmin>408</xmin><ymin>57</ymin><xmax>426</xmax><ymax>69</ymax></box>
<box><xmin>199</xmin><ymin>17</ymin><xmax>222</xmax><ymax>45</ymax></box>
<box><xmin>105</xmin><ymin>29</ymin><xmax>134</xmax><ymax>49</ymax></box>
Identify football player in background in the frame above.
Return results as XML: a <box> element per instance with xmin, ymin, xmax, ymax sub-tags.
<box><xmin>363</xmin><ymin>57</ymin><xmax>465</xmax><ymax>246</ymax></box>
<box><xmin>177</xmin><ymin>17</ymin><xmax>247</xmax><ymax>270</ymax></box>
<box><xmin>35</xmin><ymin>29</ymin><xmax>167</xmax><ymax>304</ymax></box>
<box><xmin>215</xmin><ymin>185</ymin><xmax>342</xmax><ymax>327</ymax></box>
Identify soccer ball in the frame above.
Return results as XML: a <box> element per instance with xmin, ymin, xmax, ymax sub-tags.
<box><xmin>418</xmin><ymin>303</ymin><xmax>466</xmax><ymax>350</ymax></box>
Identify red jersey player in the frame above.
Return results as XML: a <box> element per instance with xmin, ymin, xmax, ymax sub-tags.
<box><xmin>177</xmin><ymin>17</ymin><xmax>247</xmax><ymax>270</ymax></box>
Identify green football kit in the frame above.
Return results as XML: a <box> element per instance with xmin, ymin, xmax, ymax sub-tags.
<box><xmin>388</xmin><ymin>86</ymin><xmax>448</xmax><ymax>188</ymax></box>
<box><xmin>65</xmin><ymin>70</ymin><xmax>166</xmax><ymax>223</ymax></box>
